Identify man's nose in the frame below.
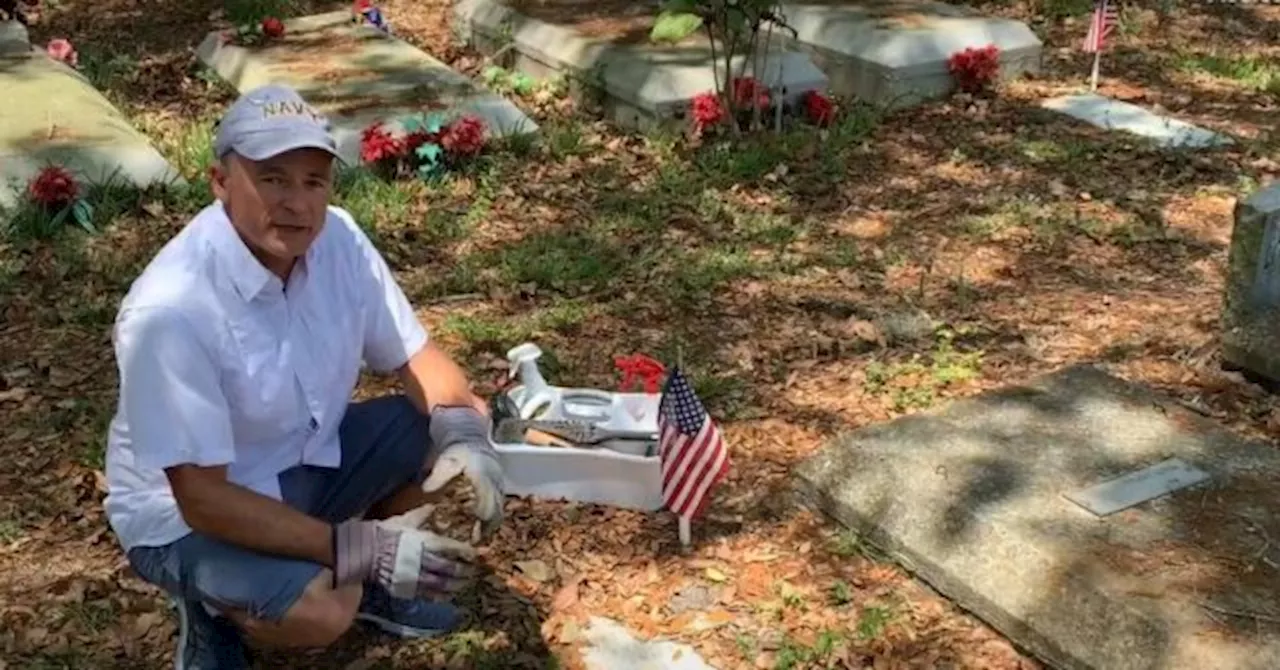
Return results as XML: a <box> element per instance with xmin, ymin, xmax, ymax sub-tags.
<box><xmin>278</xmin><ymin>181</ymin><xmax>308</xmax><ymax>213</ymax></box>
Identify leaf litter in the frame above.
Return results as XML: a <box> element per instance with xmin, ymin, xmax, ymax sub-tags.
<box><xmin>2</xmin><ymin>0</ymin><xmax>1279</xmax><ymax>668</ymax></box>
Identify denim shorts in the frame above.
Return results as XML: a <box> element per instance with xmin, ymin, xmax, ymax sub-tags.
<box><xmin>126</xmin><ymin>395</ymin><xmax>430</xmax><ymax>623</ymax></box>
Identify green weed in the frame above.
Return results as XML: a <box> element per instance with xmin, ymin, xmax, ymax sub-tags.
<box><xmin>863</xmin><ymin>328</ymin><xmax>983</xmax><ymax>411</ymax></box>
<box><xmin>857</xmin><ymin>604</ymin><xmax>893</xmax><ymax>640</ymax></box>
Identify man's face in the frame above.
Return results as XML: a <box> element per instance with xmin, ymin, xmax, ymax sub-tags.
<box><xmin>211</xmin><ymin>148</ymin><xmax>335</xmax><ymax>277</ymax></box>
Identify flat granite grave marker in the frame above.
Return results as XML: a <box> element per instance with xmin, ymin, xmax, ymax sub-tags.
<box><xmin>0</xmin><ymin>51</ymin><xmax>184</xmax><ymax>211</ymax></box>
<box><xmin>196</xmin><ymin>11</ymin><xmax>538</xmax><ymax>166</ymax></box>
<box><xmin>795</xmin><ymin>364</ymin><xmax>1280</xmax><ymax>670</ymax></box>
<box><xmin>1041</xmin><ymin>93</ymin><xmax>1233</xmax><ymax>149</ymax></box>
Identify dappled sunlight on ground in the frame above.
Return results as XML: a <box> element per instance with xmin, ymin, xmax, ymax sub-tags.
<box><xmin>1</xmin><ymin>0</ymin><xmax>1278</xmax><ymax>667</ymax></box>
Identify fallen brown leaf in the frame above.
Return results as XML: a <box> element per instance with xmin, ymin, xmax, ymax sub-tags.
<box><xmin>515</xmin><ymin>559</ymin><xmax>554</xmax><ymax>583</ymax></box>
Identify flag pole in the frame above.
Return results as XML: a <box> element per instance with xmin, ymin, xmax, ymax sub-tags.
<box><xmin>674</xmin><ymin>342</ymin><xmax>691</xmax><ymax>549</ymax></box>
<box><xmin>1089</xmin><ymin>49</ymin><xmax>1101</xmax><ymax>92</ymax></box>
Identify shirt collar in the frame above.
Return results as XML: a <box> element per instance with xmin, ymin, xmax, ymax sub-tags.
<box><xmin>209</xmin><ymin>201</ymin><xmax>322</xmax><ymax>302</ymax></box>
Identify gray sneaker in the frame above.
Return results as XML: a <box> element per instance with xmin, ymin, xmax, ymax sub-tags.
<box><xmin>354</xmin><ymin>584</ymin><xmax>462</xmax><ymax>639</ymax></box>
<box><xmin>171</xmin><ymin>597</ymin><xmax>251</xmax><ymax>670</ymax></box>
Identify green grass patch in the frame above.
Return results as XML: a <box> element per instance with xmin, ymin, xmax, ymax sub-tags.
<box><xmin>77</xmin><ymin>49</ymin><xmax>139</xmax><ymax>92</ymax></box>
<box><xmin>147</xmin><ymin>117</ymin><xmax>218</xmax><ymax>180</ymax></box>
<box><xmin>863</xmin><ymin>329</ymin><xmax>983</xmax><ymax>412</ymax></box>
<box><xmin>480</xmin><ymin>228</ymin><xmax>629</xmax><ymax>293</ymax></box>
<box><xmin>0</xmin><ymin>517</ymin><xmax>22</xmax><ymax>544</ymax></box>
<box><xmin>1176</xmin><ymin>51</ymin><xmax>1280</xmax><ymax>92</ymax></box>
<box><xmin>828</xmin><ymin>580</ymin><xmax>854</xmax><ymax>606</ymax></box>
<box><xmin>1039</xmin><ymin>0</ymin><xmax>1094</xmax><ymax>19</ymax></box>
<box><xmin>440</xmin><ymin>300</ymin><xmax>595</xmax><ymax>351</ymax></box>
<box><xmin>0</xmin><ymin>171</ymin><xmax>199</xmax><ymax>244</ymax></box>
<box><xmin>543</xmin><ymin>119</ymin><xmax>588</xmax><ymax>160</ymax></box>
<box><xmin>224</xmin><ymin>0</ymin><xmax>300</xmax><ymax>25</ymax></box>
<box><xmin>1015</xmin><ymin>137</ymin><xmax>1091</xmax><ymax>165</ymax></box>
<box><xmin>434</xmin><ymin>629</ymin><xmax>512</xmax><ymax>669</ymax></box>
<box><xmin>774</xmin><ymin>629</ymin><xmax>846</xmax><ymax>669</ymax></box>
<box><xmin>333</xmin><ymin>167</ymin><xmax>416</xmax><ymax>242</ymax></box>
<box><xmin>670</xmin><ymin>246</ymin><xmax>772</xmax><ymax>297</ymax></box>
<box><xmin>856</xmin><ymin>603</ymin><xmax>894</xmax><ymax>641</ymax></box>
<box><xmin>59</xmin><ymin>600</ymin><xmax>117</xmax><ymax>633</ymax></box>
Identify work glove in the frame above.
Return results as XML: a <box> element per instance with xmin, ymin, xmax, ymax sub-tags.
<box><xmin>332</xmin><ymin>517</ymin><xmax>477</xmax><ymax>600</ymax></box>
<box><xmin>422</xmin><ymin>405</ymin><xmax>506</xmax><ymax>540</ymax></box>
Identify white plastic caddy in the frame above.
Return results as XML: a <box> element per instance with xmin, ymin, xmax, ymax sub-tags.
<box><xmin>491</xmin><ymin>342</ymin><xmax>665</xmax><ymax>512</ymax></box>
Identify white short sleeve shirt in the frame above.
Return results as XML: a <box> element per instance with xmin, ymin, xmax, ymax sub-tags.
<box><xmin>102</xmin><ymin>201</ymin><xmax>428</xmax><ymax>552</ymax></box>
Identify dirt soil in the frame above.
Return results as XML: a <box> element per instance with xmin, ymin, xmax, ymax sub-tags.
<box><xmin>1</xmin><ymin>0</ymin><xmax>1279</xmax><ymax>668</ymax></box>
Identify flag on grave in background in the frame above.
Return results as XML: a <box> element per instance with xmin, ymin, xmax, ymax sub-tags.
<box><xmin>1082</xmin><ymin>0</ymin><xmax>1119</xmax><ymax>53</ymax></box>
<box><xmin>657</xmin><ymin>367</ymin><xmax>730</xmax><ymax>521</ymax></box>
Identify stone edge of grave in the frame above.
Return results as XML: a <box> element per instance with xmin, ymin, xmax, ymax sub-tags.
<box><xmin>194</xmin><ymin>11</ymin><xmax>540</xmax><ymax>167</ymax></box>
<box><xmin>0</xmin><ymin>51</ymin><xmax>186</xmax><ymax>213</ymax></box>
<box><xmin>451</xmin><ymin>0</ymin><xmax>829</xmax><ymax>125</ymax></box>
<box><xmin>1222</xmin><ymin>182</ymin><xmax>1280</xmax><ymax>383</ymax></box>
<box><xmin>787</xmin><ymin>363</ymin><xmax>1276</xmax><ymax>670</ymax></box>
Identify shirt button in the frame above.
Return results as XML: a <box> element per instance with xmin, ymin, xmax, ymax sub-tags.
<box><xmin>309</xmin><ymin>417</ymin><xmax>318</xmax><ymax>431</ymax></box>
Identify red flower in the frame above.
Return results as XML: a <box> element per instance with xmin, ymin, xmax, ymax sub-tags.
<box><xmin>802</xmin><ymin>90</ymin><xmax>835</xmax><ymax>127</ymax></box>
<box><xmin>690</xmin><ymin>91</ymin><xmax>724</xmax><ymax>132</ymax></box>
<box><xmin>27</xmin><ymin>166</ymin><xmax>78</xmax><ymax>210</ymax></box>
<box><xmin>439</xmin><ymin>115</ymin><xmax>487</xmax><ymax>157</ymax></box>
<box><xmin>352</xmin><ymin>0</ymin><xmax>372</xmax><ymax>11</ymax></box>
<box><xmin>731</xmin><ymin>77</ymin><xmax>770</xmax><ymax>110</ymax></box>
<box><xmin>45</xmin><ymin>38</ymin><xmax>77</xmax><ymax>67</ymax></box>
<box><xmin>261</xmin><ymin>16</ymin><xmax>286</xmax><ymax>38</ymax></box>
<box><xmin>360</xmin><ymin>121</ymin><xmax>404</xmax><ymax>163</ymax></box>
<box><xmin>948</xmin><ymin>44</ymin><xmax>1001</xmax><ymax>94</ymax></box>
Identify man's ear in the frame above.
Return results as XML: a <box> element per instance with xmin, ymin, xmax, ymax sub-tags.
<box><xmin>208</xmin><ymin>160</ymin><xmax>229</xmax><ymax>201</ymax></box>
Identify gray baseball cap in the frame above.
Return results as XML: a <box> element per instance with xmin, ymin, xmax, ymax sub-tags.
<box><xmin>213</xmin><ymin>83</ymin><xmax>343</xmax><ymax>162</ymax></box>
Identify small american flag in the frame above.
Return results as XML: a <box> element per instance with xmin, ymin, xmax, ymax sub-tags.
<box><xmin>657</xmin><ymin>367</ymin><xmax>730</xmax><ymax>520</ymax></box>
<box><xmin>1082</xmin><ymin>0</ymin><xmax>1119</xmax><ymax>53</ymax></box>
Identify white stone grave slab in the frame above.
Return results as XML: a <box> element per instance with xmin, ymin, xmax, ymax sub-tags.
<box><xmin>0</xmin><ymin>53</ymin><xmax>184</xmax><ymax>212</ymax></box>
<box><xmin>771</xmin><ymin>0</ymin><xmax>1043</xmax><ymax>107</ymax></box>
<box><xmin>196</xmin><ymin>11</ymin><xmax>538</xmax><ymax>166</ymax></box>
<box><xmin>1041</xmin><ymin>93</ymin><xmax>1233</xmax><ymax>149</ymax></box>
<box><xmin>453</xmin><ymin>0</ymin><xmax>828</xmax><ymax>130</ymax></box>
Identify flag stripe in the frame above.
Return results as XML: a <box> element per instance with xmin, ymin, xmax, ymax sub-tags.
<box><xmin>671</xmin><ymin>428</ymin><xmax>724</xmax><ymax>516</ymax></box>
<box><xmin>659</xmin><ymin>419</ymin><xmax>702</xmax><ymax>491</ymax></box>
<box><xmin>1082</xmin><ymin>0</ymin><xmax>1118</xmax><ymax>53</ymax></box>
<box><xmin>669</xmin><ymin>419</ymin><xmax>718</xmax><ymax>512</ymax></box>
<box><xmin>660</xmin><ymin>418</ymin><xmax>712</xmax><ymax>505</ymax></box>
<box><xmin>677</xmin><ymin>433</ymin><xmax>729</xmax><ymax>518</ymax></box>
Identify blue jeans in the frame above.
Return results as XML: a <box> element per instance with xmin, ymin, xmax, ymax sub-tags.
<box><xmin>126</xmin><ymin>395</ymin><xmax>430</xmax><ymax>623</ymax></box>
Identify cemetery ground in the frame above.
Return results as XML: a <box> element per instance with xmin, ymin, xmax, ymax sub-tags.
<box><xmin>1</xmin><ymin>0</ymin><xmax>1279</xmax><ymax>668</ymax></box>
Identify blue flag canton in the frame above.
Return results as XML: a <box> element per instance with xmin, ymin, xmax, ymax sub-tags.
<box><xmin>660</xmin><ymin>368</ymin><xmax>708</xmax><ymax>435</ymax></box>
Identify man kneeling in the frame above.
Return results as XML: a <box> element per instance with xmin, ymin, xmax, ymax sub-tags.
<box><xmin>102</xmin><ymin>84</ymin><xmax>504</xmax><ymax>668</ymax></box>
